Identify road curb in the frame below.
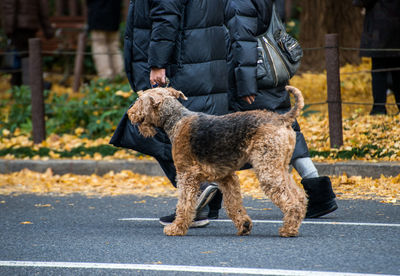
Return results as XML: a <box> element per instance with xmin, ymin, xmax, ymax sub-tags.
<box><xmin>0</xmin><ymin>160</ymin><xmax>164</xmax><ymax>177</ymax></box>
<box><xmin>0</xmin><ymin>159</ymin><xmax>399</xmax><ymax>179</ymax></box>
<box><xmin>314</xmin><ymin>161</ymin><xmax>400</xmax><ymax>179</ymax></box>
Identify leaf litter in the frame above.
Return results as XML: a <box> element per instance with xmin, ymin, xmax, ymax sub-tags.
<box><xmin>0</xmin><ymin>168</ymin><xmax>398</xmax><ymax>205</ymax></box>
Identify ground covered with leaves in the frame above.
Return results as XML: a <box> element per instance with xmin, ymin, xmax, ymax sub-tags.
<box><xmin>2</xmin><ymin>112</ymin><xmax>399</xmax><ymax>162</ymax></box>
<box><xmin>0</xmin><ymin>169</ymin><xmax>398</xmax><ymax>205</ymax></box>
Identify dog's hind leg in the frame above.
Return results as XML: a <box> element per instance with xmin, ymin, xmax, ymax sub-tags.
<box><xmin>218</xmin><ymin>173</ymin><xmax>253</xmax><ymax>236</ymax></box>
<box><xmin>255</xmin><ymin>165</ymin><xmax>307</xmax><ymax>237</ymax></box>
<box><xmin>164</xmin><ymin>172</ymin><xmax>200</xmax><ymax>236</ymax></box>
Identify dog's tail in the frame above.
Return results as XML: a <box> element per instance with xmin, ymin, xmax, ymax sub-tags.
<box><xmin>281</xmin><ymin>85</ymin><xmax>304</xmax><ymax>123</ymax></box>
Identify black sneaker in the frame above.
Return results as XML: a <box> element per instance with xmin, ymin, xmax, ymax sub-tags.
<box><xmin>159</xmin><ymin>206</ymin><xmax>210</xmax><ymax>228</ymax></box>
<box><xmin>159</xmin><ymin>212</ymin><xmax>176</xmax><ymax>226</ymax></box>
<box><xmin>196</xmin><ymin>183</ymin><xmax>219</xmax><ymax>211</ymax></box>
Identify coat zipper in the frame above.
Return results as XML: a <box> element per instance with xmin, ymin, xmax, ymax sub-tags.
<box><xmin>263</xmin><ymin>37</ymin><xmax>290</xmax><ymax>83</ymax></box>
<box><xmin>262</xmin><ymin>37</ymin><xmax>278</xmax><ymax>86</ymax></box>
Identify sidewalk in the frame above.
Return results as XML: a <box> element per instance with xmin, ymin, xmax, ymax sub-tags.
<box><xmin>0</xmin><ymin>159</ymin><xmax>399</xmax><ymax>179</ymax></box>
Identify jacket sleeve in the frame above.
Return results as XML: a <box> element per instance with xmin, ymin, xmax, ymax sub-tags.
<box><xmin>225</xmin><ymin>0</ymin><xmax>259</xmax><ymax>98</ymax></box>
<box><xmin>148</xmin><ymin>0</ymin><xmax>185</xmax><ymax>68</ymax></box>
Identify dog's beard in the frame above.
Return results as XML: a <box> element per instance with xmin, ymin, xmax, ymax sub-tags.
<box><xmin>138</xmin><ymin>122</ymin><xmax>157</xmax><ymax>137</ymax></box>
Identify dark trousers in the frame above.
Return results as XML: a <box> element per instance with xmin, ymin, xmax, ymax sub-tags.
<box><xmin>371</xmin><ymin>57</ymin><xmax>400</xmax><ymax>114</ymax></box>
<box><xmin>9</xmin><ymin>29</ymin><xmax>36</xmax><ymax>86</ymax></box>
<box><xmin>155</xmin><ymin>157</ymin><xmax>223</xmax><ymax>211</ymax></box>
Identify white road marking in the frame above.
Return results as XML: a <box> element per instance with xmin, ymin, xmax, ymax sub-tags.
<box><xmin>0</xmin><ymin>261</ymin><xmax>395</xmax><ymax>276</ymax></box>
<box><xmin>118</xmin><ymin>218</ymin><xmax>400</xmax><ymax>227</ymax></box>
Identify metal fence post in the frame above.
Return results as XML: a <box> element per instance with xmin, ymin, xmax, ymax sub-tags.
<box><xmin>325</xmin><ymin>33</ymin><xmax>343</xmax><ymax>148</ymax></box>
<box><xmin>29</xmin><ymin>38</ymin><xmax>46</xmax><ymax>144</ymax></box>
<box><xmin>73</xmin><ymin>32</ymin><xmax>87</xmax><ymax>92</ymax></box>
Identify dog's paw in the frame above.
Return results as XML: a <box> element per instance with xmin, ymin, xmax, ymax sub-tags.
<box><xmin>279</xmin><ymin>227</ymin><xmax>298</xmax><ymax>238</ymax></box>
<box><xmin>237</xmin><ymin>219</ymin><xmax>253</xmax><ymax>236</ymax></box>
<box><xmin>164</xmin><ymin>224</ymin><xmax>187</xmax><ymax>236</ymax></box>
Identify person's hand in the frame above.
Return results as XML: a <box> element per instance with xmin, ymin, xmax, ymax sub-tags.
<box><xmin>150</xmin><ymin>68</ymin><xmax>166</xmax><ymax>87</ymax></box>
<box><xmin>241</xmin><ymin>95</ymin><xmax>256</xmax><ymax>104</ymax></box>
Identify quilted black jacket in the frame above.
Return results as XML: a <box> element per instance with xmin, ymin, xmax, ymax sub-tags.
<box><xmin>225</xmin><ymin>0</ymin><xmax>309</xmax><ymax>161</ymax></box>
<box><xmin>110</xmin><ymin>0</ymin><xmax>230</xmax><ymax>160</ymax></box>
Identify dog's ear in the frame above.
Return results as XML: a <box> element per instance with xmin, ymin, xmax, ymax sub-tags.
<box><xmin>127</xmin><ymin>98</ymin><xmax>144</xmax><ymax>125</ymax></box>
<box><xmin>148</xmin><ymin>95</ymin><xmax>162</xmax><ymax>108</ymax></box>
<box><xmin>127</xmin><ymin>96</ymin><xmax>157</xmax><ymax>138</ymax></box>
<box><xmin>165</xmin><ymin>87</ymin><xmax>188</xmax><ymax>100</ymax></box>
<box><xmin>140</xmin><ymin>95</ymin><xmax>158</xmax><ymax>137</ymax></box>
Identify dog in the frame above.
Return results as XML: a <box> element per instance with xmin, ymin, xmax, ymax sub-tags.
<box><xmin>127</xmin><ymin>86</ymin><xmax>307</xmax><ymax>237</ymax></box>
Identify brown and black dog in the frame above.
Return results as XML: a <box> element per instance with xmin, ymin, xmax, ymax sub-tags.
<box><xmin>128</xmin><ymin>86</ymin><xmax>307</xmax><ymax>237</ymax></box>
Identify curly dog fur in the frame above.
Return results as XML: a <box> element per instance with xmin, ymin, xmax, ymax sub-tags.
<box><xmin>127</xmin><ymin>86</ymin><xmax>308</xmax><ymax>237</ymax></box>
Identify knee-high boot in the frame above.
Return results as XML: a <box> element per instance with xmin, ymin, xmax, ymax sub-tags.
<box><xmin>301</xmin><ymin>176</ymin><xmax>338</xmax><ymax>218</ymax></box>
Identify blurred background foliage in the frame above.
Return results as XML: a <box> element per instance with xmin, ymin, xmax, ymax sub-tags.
<box><xmin>0</xmin><ymin>78</ymin><xmax>135</xmax><ymax>138</ymax></box>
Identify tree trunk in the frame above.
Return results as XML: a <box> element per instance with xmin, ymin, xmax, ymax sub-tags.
<box><xmin>298</xmin><ymin>0</ymin><xmax>364</xmax><ymax>72</ymax></box>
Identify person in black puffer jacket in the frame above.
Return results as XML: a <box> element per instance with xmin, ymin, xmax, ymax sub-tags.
<box><xmin>354</xmin><ymin>0</ymin><xmax>400</xmax><ymax>115</ymax></box>
<box><xmin>225</xmin><ymin>0</ymin><xmax>338</xmax><ymax>218</ymax></box>
<box><xmin>110</xmin><ymin>0</ymin><xmax>230</xmax><ymax>226</ymax></box>
<box><xmin>86</xmin><ymin>0</ymin><xmax>124</xmax><ymax>79</ymax></box>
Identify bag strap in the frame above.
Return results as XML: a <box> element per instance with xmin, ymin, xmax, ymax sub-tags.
<box><xmin>270</xmin><ymin>2</ymin><xmax>286</xmax><ymax>33</ymax></box>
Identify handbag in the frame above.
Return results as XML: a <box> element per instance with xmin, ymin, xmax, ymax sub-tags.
<box><xmin>256</xmin><ymin>3</ymin><xmax>303</xmax><ymax>89</ymax></box>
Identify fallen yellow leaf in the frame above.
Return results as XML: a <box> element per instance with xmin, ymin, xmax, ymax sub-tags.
<box><xmin>34</xmin><ymin>204</ymin><xmax>52</xmax><ymax>208</ymax></box>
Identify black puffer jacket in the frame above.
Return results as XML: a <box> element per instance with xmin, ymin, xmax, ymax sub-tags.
<box><xmin>357</xmin><ymin>0</ymin><xmax>400</xmax><ymax>57</ymax></box>
<box><xmin>87</xmin><ymin>0</ymin><xmax>122</xmax><ymax>31</ymax></box>
<box><xmin>225</xmin><ymin>0</ymin><xmax>272</xmax><ymax>101</ymax></box>
<box><xmin>110</xmin><ymin>0</ymin><xmax>230</xmax><ymax>161</ymax></box>
<box><xmin>225</xmin><ymin>0</ymin><xmax>309</xmax><ymax>161</ymax></box>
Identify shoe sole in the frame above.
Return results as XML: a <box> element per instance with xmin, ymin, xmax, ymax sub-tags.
<box><xmin>159</xmin><ymin>220</ymin><xmax>171</xmax><ymax>226</ymax></box>
<box><xmin>306</xmin><ymin>201</ymin><xmax>338</xmax><ymax>218</ymax></box>
<box><xmin>189</xmin><ymin>219</ymin><xmax>210</xmax><ymax>228</ymax></box>
<box><xmin>196</xmin><ymin>184</ymin><xmax>219</xmax><ymax>211</ymax></box>
<box><xmin>159</xmin><ymin>219</ymin><xmax>210</xmax><ymax>228</ymax></box>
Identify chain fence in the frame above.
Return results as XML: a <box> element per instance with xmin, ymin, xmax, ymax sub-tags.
<box><xmin>299</xmin><ymin>46</ymin><xmax>400</xmax><ymax>108</ymax></box>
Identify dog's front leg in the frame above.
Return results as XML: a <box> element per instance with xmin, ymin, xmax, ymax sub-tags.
<box><xmin>164</xmin><ymin>174</ymin><xmax>199</xmax><ymax>236</ymax></box>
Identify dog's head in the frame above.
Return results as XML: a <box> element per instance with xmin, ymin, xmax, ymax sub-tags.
<box><xmin>127</xmin><ymin>87</ymin><xmax>187</xmax><ymax>137</ymax></box>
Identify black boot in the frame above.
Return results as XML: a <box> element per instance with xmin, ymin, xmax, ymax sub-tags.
<box><xmin>301</xmin><ymin>176</ymin><xmax>338</xmax><ymax>218</ymax></box>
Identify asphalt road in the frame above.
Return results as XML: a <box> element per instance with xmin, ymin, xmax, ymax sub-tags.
<box><xmin>0</xmin><ymin>194</ymin><xmax>399</xmax><ymax>275</ymax></box>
